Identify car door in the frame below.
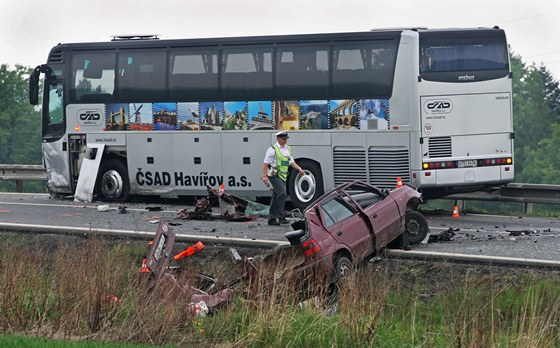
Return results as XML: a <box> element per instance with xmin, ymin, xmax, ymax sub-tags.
<box><xmin>363</xmin><ymin>194</ymin><xmax>401</xmax><ymax>248</ymax></box>
<box><xmin>319</xmin><ymin>194</ymin><xmax>374</xmax><ymax>262</ymax></box>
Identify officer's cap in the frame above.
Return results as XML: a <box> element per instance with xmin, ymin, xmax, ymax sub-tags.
<box><xmin>275</xmin><ymin>131</ymin><xmax>289</xmax><ymax>139</ymax></box>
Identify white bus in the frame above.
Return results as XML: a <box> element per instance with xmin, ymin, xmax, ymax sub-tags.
<box><xmin>29</xmin><ymin>27</ymin><xmax>514</xmax><ymax>209</ymax></box>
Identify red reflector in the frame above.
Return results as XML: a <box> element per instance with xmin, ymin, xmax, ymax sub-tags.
<box><xmin>505</xmin><ymin>167</ymin><xmax>510</xmax><ymax>171</ymax></box>
<box><xmin>425</xmin><ymin>172</ymin><xmax>431</xmax><ymax>177</ymax></box>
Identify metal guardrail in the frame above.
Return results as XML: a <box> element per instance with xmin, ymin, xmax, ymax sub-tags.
<box><xmin>0</xmin><ymin>164</ymin><xmax>46</xmax><ymax>192</ymax></box>
<box><xmin>445</xmin><ymin>183</ymin><xmax>560</xmax><ymax>213</ymax></box>
<box><xmin>1</xmin><ymin>164</ymin><xmax>560</xmax><ymax>211</ymax></box>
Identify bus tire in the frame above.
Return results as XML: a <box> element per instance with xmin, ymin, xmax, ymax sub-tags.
<box><xmin>96</xmin><ymin>158</ymin><xmax>130</xmax><ymax>202</ymax></box>
<box><xmin>405</xmin><ymin>210</ymin><xmax>429</xmax><ymax>245</ymax></box>
<box><xmin>288</xmin><ymin>160</ymin><xmax>323</xmax><ymax>211</ymax></box>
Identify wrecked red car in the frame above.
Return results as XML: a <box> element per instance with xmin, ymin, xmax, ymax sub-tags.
<box><xmin>285</xmin><ymin>180</ymin><xmax>428</xmax><ymax>282</ymax></box>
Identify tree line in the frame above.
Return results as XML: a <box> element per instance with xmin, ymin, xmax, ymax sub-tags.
<box><xmin>0</xmin><ymin>53</ymin><xmax>559</xmax><ymax>192</ymax></box>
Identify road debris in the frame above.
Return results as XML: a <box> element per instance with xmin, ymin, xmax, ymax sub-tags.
<box><xmin>97</xmin><ymin>204</ymin><xmax>110</xmax><ymax>212</ymax></box>
<box><xmin>428</xmin><ymin>227</ymin><xmax>458</xmax><ymax>243</ymax></box>
<box><xmin>178</xmin><ymin>186</ymin><xmax>269</xmax><ymax>221</ymax></box>
<box><xmin>506</xmin><ymin>229</ymin><xmax>536</xmax><ymax>236</ymax></box>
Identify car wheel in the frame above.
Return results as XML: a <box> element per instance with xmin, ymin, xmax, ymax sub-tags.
<box><xmin>96</xmin><ymin>158</ymin><xmax>130</xmax><ymax>202</ymax></box>
<box><xmin>405</xmin><ymin>210</ymin><xmax>429</xmax><ymax>245</ymax></box>
<box><xmin>288</xmin><ymin>161</ymin><xmax>323</xmax><ymax>211</ymax></box>
<box><xmin>333</xmin><ymin>256</ymin><xmax>353</xmax><ymax>283</ymax></box>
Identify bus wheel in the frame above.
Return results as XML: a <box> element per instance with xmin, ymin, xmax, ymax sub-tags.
<box><xmin>288</xmin><ymin>161</ymin><xmax>323</xmax><ymax>211</ymax></box>
<box><xmin>97</xmin><ymin>159</ymin><xmax>130</xmax><ymax>202</ymax></box>
<box><xmin>405</xmin><ymin>210</ymin><xmax>429</xmax><ymax>245</ymax></box>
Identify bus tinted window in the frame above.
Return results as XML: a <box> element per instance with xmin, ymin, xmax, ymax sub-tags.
<box><xmin>71</xmin><ymin>53</ymin><xmax>115</xmax><ymax>102</ymax></box>
<box><xmin>419</xmin><ymin>35</ymin><xmax>509</xmax><ymax>82</ymax></box>
<box><xmin>420</xmin><ymin>40</ymin><xmax>508</xmax><ymax>73</ymax></box>
<box><xmin>332</xmin><ymin>41</ymin><xmax>397</xmax><ymax>98</ymax></box>
<box><xmin>170</xmin><ymin>50</ymin><xmax>219</xmax><ymax>100</ymax></box>
<box><xmin>117</xmin><ymin>50</ymin><xmax>166</xmax><ymax>100</ymax></box>
<box><xmin>276</xmin><ymin>45</ymin><xmax>329</xmax><ymax>98</ymax></box>
<box><xmin>222</xmin><ymin>47</ymin><xmax>272</xmax><ymax>99</ymax></box>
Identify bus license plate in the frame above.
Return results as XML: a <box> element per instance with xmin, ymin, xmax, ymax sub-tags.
<box><xmin>458</xmin><ymin>160</ymin><xmax>477</xmax><ymax>168</ymax></box>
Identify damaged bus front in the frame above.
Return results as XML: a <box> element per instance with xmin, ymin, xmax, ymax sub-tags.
<box><xmin>30</xmin><ymin>61</ymin><xmax>73</xmax><ymax>198</ymax></box>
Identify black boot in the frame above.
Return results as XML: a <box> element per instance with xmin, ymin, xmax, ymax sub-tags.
<box><xmin>268</xmin><ymin>218</ymin><xmax>280</xmax><ymax>226</ymax></box>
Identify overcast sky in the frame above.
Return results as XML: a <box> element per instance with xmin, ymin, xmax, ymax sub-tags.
<box><xmin>1</xmin><ymin>0</ymin><xmax>559</xmax><ymax>80</ymax></box>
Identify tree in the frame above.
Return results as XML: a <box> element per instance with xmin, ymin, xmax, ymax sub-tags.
<box><xmin>510</xmin><ymin>53</ymin><xmax>559</xmax><ymax>183</ymax></box>
<box><xmin>539</xmin><ymin>66</ymin><xmax>560</xmax><ymax>118</ymax></box>
<box><xmin>0</xmin><ymin>64</ymin><xmax>43</xmax><ymax>192</ymax></box>
<box><xmin>0</xmin><ymin>64</ymin><xmax>42</xmax><ymax>165</ymax></box>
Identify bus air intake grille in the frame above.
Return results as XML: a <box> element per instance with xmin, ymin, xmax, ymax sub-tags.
<box><xmin>48</xmin><ymin>50</ymin><xmax>64</xmax><ymax>64</ymax></box>
<box><xmin>368</xmin><ymin>147</ymin><xmax>410</xmax><ymax>188</ymax></box>
<box><xmin>428</xmin><ymin>137</ymin><xmax>452</xmax><ymax>158</ymax></box>
<box><xmin>333</xmin><ymin>146</ymin><xmax>367</xmax><ymax>186</ymax></box>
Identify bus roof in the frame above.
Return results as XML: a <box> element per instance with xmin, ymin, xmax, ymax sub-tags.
<box><xmin>47</xmin><ymin>27</ymin><xmax>506</xmax><ymax>62</ymax></box>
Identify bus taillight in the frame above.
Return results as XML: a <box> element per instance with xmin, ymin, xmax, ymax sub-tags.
<box><xmin>422</xmin><ymin>157</ymin><xmax>512</xmax><ymax>170</ymax></box>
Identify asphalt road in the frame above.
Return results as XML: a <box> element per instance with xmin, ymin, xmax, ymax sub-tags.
<box><xmin>0</xmin><ymin>193</ymin><xmax>559</xmax><ymax>261</ymax></box>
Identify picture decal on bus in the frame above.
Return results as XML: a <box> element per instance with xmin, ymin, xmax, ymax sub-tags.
<box><xmin>103</xmin><ymin>98</ymin><xmax>389</xmax><ymax>131</ymax></box>
<box><xmin>273</xmin><ymin>100</ymin><xmax>299</xmax><ymax>130</ymax></box>
<box><xmin>329</xmin><ymin>99</ymin><xmax>359</xmax><ymax>130</ymax></box>
<box><xmin>300</xmin><ymin>100</ymin><xmax>329</xmax><ymax>129</ymax></box>
<box><xmin>200</xmin><ymin>102</ymin><xmax>223</xmax><ymax>130</ymax></box>
<box><xmin>177</xmin><ymin>102</ymin><xmax>200</xmax><ymax>131</ymax></box>
<box><xmin>153</xmin><ymin>103</ymin><xmax>177</xmax><ymax>130</ymax></box>
<box><xmin>129</xmin><ymin>103</ymin><xmax>153</xmax><ymax>131</ymax></box>
<box><xmin>223</xmin><ymin>101</ymin><xmax>248</xmax><ymax>130</ymax></box>
<box><xmin>248</xmin><ymin>101</ymin><xmax>273</xmax><ymax>130</ymax></box>
<box><xmin>359</xmin><ymin>99</ymin><xmax>389</xmax><ymax>130</ymax></box>
<box><xmin>105</xmin><ymin>103</ymin><xmax>129</xmax><ymax>131</ymax></box>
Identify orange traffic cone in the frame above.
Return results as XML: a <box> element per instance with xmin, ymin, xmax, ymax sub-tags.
<box><xmin>452</xmin><ymin>205</ymin><xmax>460</xmax><ymax>218</ymax></box>
<box><xmin>396</xmin><ymin>177</ymin><xmax>403</xmax><ymax>188</ymax></box>
<box><xmin>174</xmin><ymin>241</ymin><xmax>205</xmax><ymax>261</ymax></box>
<box><xmin>140</xmin><ymin>258</ymin><xmax>150</xmax><ymax>273</ymax></box>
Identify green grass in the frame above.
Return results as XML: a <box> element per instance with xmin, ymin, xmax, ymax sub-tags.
<box><xmin>1</xmin><ymin>233</ymin><xmax>559</xmax><ymax>347</ymax></box>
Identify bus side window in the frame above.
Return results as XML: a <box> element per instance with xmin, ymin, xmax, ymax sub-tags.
<box><xmin>169</xmin><ymin>50</ymin><xmax>219</xmax><ymax>100</ymax></box>
<box><xmin>117</xmin><ymin>51</ymin><xmax>166</xmax><ymax>101</ymax></box>
<box><xmin>276</xmin><ymin>46</ymin><xmax>329</xmax><ymax>99</ymax></box>
<box><xmin>332</xmin><ymin>42</ymin><xmax>397</xmax><ymax>98</ymax></box>
<box><xmin>71</xmin><ymin>52</ymin><xmax>116</xmax><ymax>102</ymax></box>
<box><xmin>222</xmin><ymin>48</ymin><xmax>272</xmax><ymax>100</ymax></box>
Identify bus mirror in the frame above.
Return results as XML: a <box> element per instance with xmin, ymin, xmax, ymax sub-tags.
<box><xmin>29</xmin><ymin>65</ymin><xmax>41</xmax><ymax>105</ymax></box>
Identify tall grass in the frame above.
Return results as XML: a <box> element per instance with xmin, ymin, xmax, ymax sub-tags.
<box><xmin>0</xmin><ymin>233</ymin><xmax>559</xmax><ymax>347</ymax></box>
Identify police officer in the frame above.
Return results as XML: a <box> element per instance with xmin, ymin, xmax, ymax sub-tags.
<box><xmin>262</xmin><ymin>131</ymin><xmax>305</xmax><ymax>225</ymax></box>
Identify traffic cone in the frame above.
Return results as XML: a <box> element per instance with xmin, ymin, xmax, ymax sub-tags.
<box><xmin>174</xmin><ymin>241</ymin><xmax>205</xmax><ymax>261</ymax></box>
<box><xmin>452</xmin><ymin>205</ymin><xmax>460</xmax><ymax>218</ymax></box>
<box><xmin>140</xmin><ymin>258</ymin><xmax>150</xmax><ymax>273</ymax></box>
<box><xmin>396</xmin><ymin>177</ymin><xmax>403</xmax><ymax>188</ymax></box>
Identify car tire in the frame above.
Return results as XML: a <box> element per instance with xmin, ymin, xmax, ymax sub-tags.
<box><xmin>288</xmin><ymin>160</ymin><xmax>323</xmax><ymax>211</ymax></box>
<box><xmin>332</xmin><ymin>256</ymin><xmax>353</xmax><ymax>283</ymax></box>
<box><xmin>96</xmin><ymin>158</ymin><xmax>130</xmax><ymax>202</ymax></box>
<box><xmin>405</xmin><ymin>210</ymin><xmax>429</xmax><ymax>245</ymax></box>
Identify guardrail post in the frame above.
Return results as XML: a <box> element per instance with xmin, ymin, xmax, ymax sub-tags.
<box><xmin>524</xmin><ymin>202</ymin><xmax>533</xmax><ymax>215</ymax></box>
<box><xmin>16</xmin><ymin>180</ymin><xmax>23</xmax><ymax>193</ymax></box>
